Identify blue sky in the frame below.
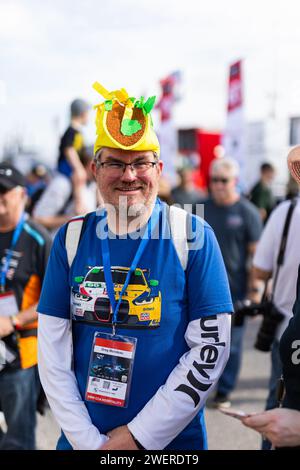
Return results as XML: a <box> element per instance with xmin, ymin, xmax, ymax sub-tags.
<box><xmin>1</xmin><ymin>0</ymin><xmax>300</xmax><ymax>165</ymax></box>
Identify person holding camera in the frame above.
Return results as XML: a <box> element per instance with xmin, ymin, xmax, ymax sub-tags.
<box><xmin>251</xmin><ymin>160</ymin><xmax>300</xmax><ymax>448</ymax></box>
<box><xmin>200</xmin><ymin>157</ymin><xmax>262</xmax><ymax>408</ymax></box>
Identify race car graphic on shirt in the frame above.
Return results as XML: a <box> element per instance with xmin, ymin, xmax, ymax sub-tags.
<box><xmin>71</xmin><ymin>266</ymin><xmax>161</xmax><ymax>328</ymax></box>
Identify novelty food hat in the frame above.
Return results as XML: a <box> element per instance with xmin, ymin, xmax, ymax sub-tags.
<box><xmin>93</xmin><ymin>82</ymin><xmax>160</xmax><ymax>156</ymax></box>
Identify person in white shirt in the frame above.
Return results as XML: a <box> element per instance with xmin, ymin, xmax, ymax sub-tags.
<box><xmin>33</xmin><ymin>149</ymin><xmax>98</xmax><ymax>237</ymax></box>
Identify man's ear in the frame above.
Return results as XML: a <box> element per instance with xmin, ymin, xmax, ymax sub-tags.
<box><xmin>91</xmin><ymin>161</ymin><xmax>98</xmax><ymax>180</ymax></box>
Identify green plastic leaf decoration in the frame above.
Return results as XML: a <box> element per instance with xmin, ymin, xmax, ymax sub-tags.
<box><xmin>104</xmin><ymin>100</ymin><xmax>113</xmax><ymax>111</ymax></box>
<box><xmin>143</xmin><ymin>96</ymin><xmax>156</xmax><ymax>114</ymax></box>
<box><xmin>128</xmin><ymin>97</ymin><xmax>136</xmax><ymax>104</ymax></box>
<box><xmin>135</xmin><ymin>96</ymin><xmax>145</xmax><ymax>109</ymax></box>
<box><xmin>121</xmin><ymin>119</ymin><xmax>142</xmax><ymax>136</ymax></box>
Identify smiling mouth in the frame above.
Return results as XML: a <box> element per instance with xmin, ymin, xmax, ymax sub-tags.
<box><xmin>115</xmin><ymin>187</ymin><xmax>142</xmax><ymax>192</ymax></box>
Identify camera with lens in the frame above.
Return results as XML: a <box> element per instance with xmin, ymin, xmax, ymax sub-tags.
<box><xmin>233</xmin><ymin>299</ymin><xmax>284</xmax><ymax>352</ymax></box>
<box><xmin>254</xmin><ymin>301</ymin><xmax>284</xmax><ymax>352</ymax></box>
<box><xmin>233</xmin><ymin>299</ymin><xmax>263</xmax><ymax>327</ymax></box>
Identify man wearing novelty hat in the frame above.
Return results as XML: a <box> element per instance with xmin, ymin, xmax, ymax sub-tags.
<box><xmin>37</xmin><ymin>82</ymin><xmax>233</xmax><ymax>450</ymax></box>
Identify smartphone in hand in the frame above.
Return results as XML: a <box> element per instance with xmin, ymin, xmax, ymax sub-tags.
<box><xmin>219</xmin><ymin>408</ymin><xmax>250</xmax><ymax>420</ymax></box>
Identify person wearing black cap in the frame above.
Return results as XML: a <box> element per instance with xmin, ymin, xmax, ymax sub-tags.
<box><xmin>0</xmin><ymin>163</ymin><xmax>52</xmax><ymax>449</ymax></box>
<box><xmin>0</xmin><ymin>163</ymin><xmax>26</xmax><ymax>191</ymax></box>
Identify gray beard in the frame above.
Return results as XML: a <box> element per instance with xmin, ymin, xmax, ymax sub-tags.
<box><xmin>110</xmin><ymin>194</ymin><xmax>155</xmax><ymax>218</ymax></box>
<box><xmin>100</xmin><ymin>195</ymin><xmax>156</xmax><ymax>235</ymax></box>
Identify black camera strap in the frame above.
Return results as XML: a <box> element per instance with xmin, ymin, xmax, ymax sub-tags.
<box><xmin>268</xmin><ymin>197</ymin><xmax>298</xmax><ymax>300</ymax></box>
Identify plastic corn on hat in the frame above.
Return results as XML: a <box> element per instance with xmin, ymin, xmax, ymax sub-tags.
<box><xmin>92</xmin><ymin>82</ymin><xmax>160</xmax><ymax>156</ymax></box>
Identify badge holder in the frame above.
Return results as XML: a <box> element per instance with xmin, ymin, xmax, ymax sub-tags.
<box><xmin>0</xmin><ymin>213</ymin><xmax>25</xmax><ymax>316</ymax></box>
<box><xmin>85</xmin><ymin>207</ymin><xmax>159</xmax><ymax>408</ymax></box>
<box><xmin>0</xmin><ymin>290</ymin><xmax>19</xmax><ymax>317</ymax></box>
<box><xmin>85</xmin><ymin>329</ymin><xmax>137</xmax><ymax>408</ymax></box>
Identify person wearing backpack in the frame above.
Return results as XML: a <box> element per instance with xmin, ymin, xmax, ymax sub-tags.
<box><xmin>37</xmin><ymin>82</ymin><xmax>233</xmax><ymax>450</ymax></box>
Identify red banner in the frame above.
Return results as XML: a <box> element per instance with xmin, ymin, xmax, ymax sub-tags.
<box><xmin>227</xmin><ymin>60</ymin><xmax>243</xmax><ymax>112</ymax></box>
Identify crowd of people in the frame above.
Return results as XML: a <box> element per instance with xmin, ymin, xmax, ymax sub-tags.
<box><xmin>0</xmin><ymin>82</ymin><xmax>299</xmax><ymax>452</ymax></box>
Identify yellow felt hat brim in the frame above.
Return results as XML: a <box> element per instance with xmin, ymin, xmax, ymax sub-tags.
<box><xmin>93</xmin><ymin>96</ymin><xmax>160</xmax><ymax>156</ymax></box>
<box><xmin>94</xmin><ymin>115</ymin><xmax>160</xmax><ymax>156</ymax></box>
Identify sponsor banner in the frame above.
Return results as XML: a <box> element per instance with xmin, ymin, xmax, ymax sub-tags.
<box><xmin>223</xmin><ymin>60</ymin><xmax>246</xmax><ymax>188</ymax></box>
<box><xmin>157</xmin><ymin>71</ymin><xmax>182</xmax><ymax>187</ymax></box>
<box><xmin>227</xmin><ymin>60</ymin><xmax>243</xmax><ymax>112</ymax></box>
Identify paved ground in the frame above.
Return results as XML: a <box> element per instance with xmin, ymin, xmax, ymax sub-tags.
<box><xmin>206</xmin><ymin>317</ymin><xmax>270</xmax><ymax>450</ymax></box>
<box><xmin>1</xmin><ymin>316</ymin><xmax>271</xmax><ymax>450</ymax></box>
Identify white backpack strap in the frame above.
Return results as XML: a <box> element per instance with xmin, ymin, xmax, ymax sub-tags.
<box><xmin>169</xmin><ymin>205</ymin><xmax>189</xmax><ymax>271</ymax></box>
<box><xmin>65</xmin><ymin>216</ymin><xmax>85</xmax><ymax>268</ymax></box>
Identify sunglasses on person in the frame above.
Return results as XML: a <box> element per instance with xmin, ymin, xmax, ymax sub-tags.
<box><xmin>210</xmin><ymin>176</ymin><xmax>231</xmax><ymax>184</ymax></box>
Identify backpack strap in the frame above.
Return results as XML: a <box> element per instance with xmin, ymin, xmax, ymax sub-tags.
<box><xmin>65</xmin><ymin>213</ymin><xmax>91</xmax><ymax>267</ymax></box>
<box><xmin>168</xmin><ymin>205</ymin><xmax>189</xmax><ymax>271</ymax></box>
<box><xmin>65</xmin><ymin>207</ymin><xmax>191</xmax><ymax>271</ymax></box>
<box><xmin>270</xmin><ymin>197</ymin><xmax>297</xmax><ymax>299</ymax></box>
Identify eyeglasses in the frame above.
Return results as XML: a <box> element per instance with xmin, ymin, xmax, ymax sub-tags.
<box><xmin>97</xmin><ymin>161</ymin><xmax>158</xmax><ymax>176</ymax></box>
<box><xmin>211</xmin><ymin>177</ymin><xmax>230</xmax><ymax>184</ymax></box>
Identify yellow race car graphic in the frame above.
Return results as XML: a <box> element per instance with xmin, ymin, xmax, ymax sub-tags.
<box><xmin>72</xmin><ymin>266</ymin><xmax>161</xmax><ymax>328</ymax></box>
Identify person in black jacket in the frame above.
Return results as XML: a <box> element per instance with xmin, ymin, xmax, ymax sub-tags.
<box><xmin>242</xmin><ymin>269</ymin><xmax>300</xmax><ymax>448</ymax></box>
<box><xmin>241</xmin><ymin>147</ymin><xmax>300</xmax><ymax>449</ymax></box>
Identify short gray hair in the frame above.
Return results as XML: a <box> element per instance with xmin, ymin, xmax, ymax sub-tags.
<box><xmin>210</xmin><ymin>157</ymin><xmax>240</xmax><ymax>178</ymax></box>
<box><xmin>93</xmin><ymin>148</ymin><xmax>103</xmax><ymax>168</ymax></box>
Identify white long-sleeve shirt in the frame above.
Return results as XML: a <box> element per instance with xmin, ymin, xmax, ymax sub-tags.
<box><xmin>38</xmin><ymin>312</ymin><xmax>230</xmax><ymax>450</ymax></box>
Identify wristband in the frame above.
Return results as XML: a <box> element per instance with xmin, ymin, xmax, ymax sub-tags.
<box><xmin>10</xmin><ymin>315</ymin><xmax>21</xmax><ymax>330</ymax></box>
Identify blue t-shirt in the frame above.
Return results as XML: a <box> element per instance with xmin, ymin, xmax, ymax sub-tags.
<box><xmin>38</xmin><ymin>201</ymin><xmax>233</xmax><ymax>450</ymax></box>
